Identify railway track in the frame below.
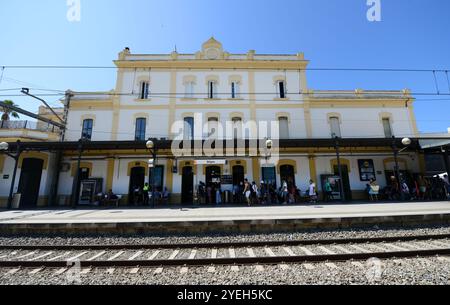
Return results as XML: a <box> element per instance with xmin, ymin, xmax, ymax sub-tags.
<box><xmin>1</xmin><ymin>234</ymin><xmax>449</xmax><ymax>269</ymax></box>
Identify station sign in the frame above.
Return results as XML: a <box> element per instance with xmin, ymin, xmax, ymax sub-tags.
<box><xmin>194</xmin><ymin>160</ymin><xmax>226</xmax><ymax>165</ymax></box>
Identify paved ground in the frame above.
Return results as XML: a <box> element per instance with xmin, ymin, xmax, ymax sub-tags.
<box><xmin>0</xmin><ymin>201</ymin><xmax>449</xmax><ymax>225</ymax></box>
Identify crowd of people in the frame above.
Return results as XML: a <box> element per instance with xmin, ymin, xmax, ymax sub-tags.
<box><xmin>371</xmin><ymin>174</ymin><xmax>450</xmax><ymax>201</ymax></box>
<box><xmin>130</xmin><ymin>183</ymin><xmax>170</xmax><ymax>206</ymax></box>
<box><xmin>196</xmin><ymin>179</ymin><xmax>319</xmax><ymax>205</ymax></box>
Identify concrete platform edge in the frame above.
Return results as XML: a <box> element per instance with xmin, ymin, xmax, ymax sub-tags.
<box><xmin>0</xmin><ymin>213</ymin><xmax>449</xmax><ymax>235</ymax></box>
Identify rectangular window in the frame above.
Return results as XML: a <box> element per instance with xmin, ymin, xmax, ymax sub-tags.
<box><xmin>81</xmin><ymin>119</ymin><xmax>93</xmax><ymax>140</ymax></box>
<box><xmin>184</xmin><ymin>117</ymin><xmax>194</xmax><ymax>140</ymax></box>
<box><xmin>231</xmin><ymin>82</ymin><xmax>240</xmax><ymax>99</ymax></box>
<box><xmin>278</xmin><ymin>117</ymin><xmax>289</xmax><ymax>139</ymax></box>
<box><xmin>330</xmin><ymin>117</ymin><xmax>341</xmax><ymax>138</ymax></box>
<box><xmin>232</xmin><ymin>117</ymin><xmax>242</xmax><ymax>139</ymax></box>
<box><xmin>382</xmin><ymin>118</ymin><xmax>393</xmax><ymax>138</ymax></box>
<box><xmin>208</xmin><ymin>117</ymin><xmax>218</xmax><ymax>138</ymax></box>
<box><xmin>208</xmin><ymin>81</ymin><xmax>216</xmax><ymax>99</ymax></box>
<box><xmin>149</xmin><ymin>165</ymin><xmax>164</xmax><ymax>191</ymax></box>
<box><xmin>278</xmin><ymin>81</ymin><xmax>286</xmax><ymax>99</ymax></box>
<box><xmin>135</xmin><ymin>118</ymin><xmax>146</xmax><ymax>141</ymax></box>
<box><xmin>185</xmin><ymin>82</ymin><xmax>194</xmax><ymax>98</ymax></box>
<box><xmin>140</xmin><ymin>82</ymin><xmax>150</xmax><ymax>99</ymax></box>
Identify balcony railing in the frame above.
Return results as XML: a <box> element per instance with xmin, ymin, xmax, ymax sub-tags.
<box><xmin>0</xmin><ymin>120</ymin><xmax>59</xmax><ymax>133</ymax></box>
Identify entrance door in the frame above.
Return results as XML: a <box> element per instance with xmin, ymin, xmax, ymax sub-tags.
<box><xmin>18</xmin><ymin>158</ymin><xmax>44</xmax><ymax>208</ymax></box>
<box><xmin>232</xmin><ymin>165</ymin><xmax>244</xmax><ymax>186</ymax></box>
<box><xmin>280</xmin><ymin>165</ymin><xmax>296</xmax><ymax>188</ymax></box>
<box><xmin>181</xmin><ymin>166</ymin><xmax>194</xmax><ymax>204</ymax></box>
<box><xmin>334</xmin><ymin>165</ymin><xmax>352</xmax><ymax>201</ymax></box>
<box><xmin>128</xmin><ymin>167</ymin><xmax>145</xmax><ymax>205</ymax></box>
<box><xmin>206</xmin><ymin>166</ymin><xmax>221</xmax><ymax>204</ymax></box>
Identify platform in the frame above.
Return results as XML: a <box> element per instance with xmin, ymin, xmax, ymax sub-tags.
<box><xmin>0</xmin><ymin>201</ymin><xmax>449</xmax><ymax>234</ymax></box>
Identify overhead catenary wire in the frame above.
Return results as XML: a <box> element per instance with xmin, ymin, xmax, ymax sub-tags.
<box><xmin>1</xmin><ymin>65</ymin><xmax>450</xmax><ymax>73</ymax></box>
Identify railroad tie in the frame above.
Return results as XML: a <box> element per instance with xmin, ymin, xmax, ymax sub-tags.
<box><xmin>7</xmin><ymin>268</ymin><xmax>20</xmax><ymax>275</ymax></box>
<box><xmin>298</xmin><ymin>247</ymin><xmax>316</xmax><ymax>270</ymax></box>
<box><xmin>48</xmin><ymin>251</ymin><xmax>72</xmax><ymax>261</ymax></box>
<box><xmin>148</xmin><ymin>250</ymin><xmax>160</xmax><ymax>260</ymax></box>
<box><xmin>265</xmin><ymin>247</ymin><xmax>289</xmax><ymax>270</ymax></box>
<box><xmin>86</xmin><ymin>251</ymin><xmax>106</xmax><ymax>261</ymax></box>
<box><xmin>246</xmin><ymin>248</ymin><xmax>264</xmax><ymax>271</ymax></box>
<box><xmin>29</xmin><ymin>267</ymin><xmax>44</xmax><ymax>275</ymax></box>
<box><xmin>399</xmin><ymin>242</ymin><xmax>433</xmax><ymax>263</ymax></box>
<box><xmin>54</xmin><ymin>268</ymin><xmax>68</xmax><ymax>275</ymax></box>
<box><xmin>318</xmin><ymin>246</ymin><xmax>339</xmax><ymax>269</ymax></box>
<box><xmin>107</xmin><ymin>251</ymin><xmax>124</xmax><ymax>261</ymax></box>
<box><xmin>229</xmin><ymin>248</ymin><xmax>239</xmax><ymax>272</ymax></box>
<box><xmin>207</xmin><ymin>249</ymin><xmax>218</xmax><ymax>273</ymax></box>
<box><xmin>180</xmin><ymin>249</ymin><xmax>197</xmax><ymax>274</ymax></box>
<box><xmin>169</xmin><ymin>250</ymin><xmax>180</xmax><ymax>260</ymax></box>
<box><xmin>332</xmin><ymin>245</ymin><xmax>364</xmax><ymax>268</ymax></box>
<box><xmin>29</xmin><ymin>252</ymin><xmax>53</xmax><ymax>261</ymax></box>
<box><xmin>16</xmin><ymin>251</ymin><xmax>37</xmax><ymax>260</ymax></box>
<box><xmin>128</xmin><ymin>251</ymin><xmax>143</xmax><ymax>261</ymax></box>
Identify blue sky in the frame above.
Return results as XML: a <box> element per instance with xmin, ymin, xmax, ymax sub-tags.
<box><xmin>1</xmin><ymin>0</ymin><xmax>449</xmax><ymax>133</ymax></box>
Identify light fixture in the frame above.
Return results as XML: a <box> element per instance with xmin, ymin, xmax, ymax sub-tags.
<box><xmin>148</xmin><ymin>159</ymin><xmax>154</xmax><ymax>168</ymax></box>
<box><xmin>0</xmin><ymin>142</ymin><xmax>8</xmax><ymax>151</ymax></box>
<box><xmin>146</xmin><ymin>140</ymin><xmax>154</xmax><ymax>149</ymax></box>
<box><xmin>402</xmin><ymin>138</ymin><xmax>412</xmax><ymax>146</ymax></box>
<box><xmin>265</xmin><ymin>139</ymin><xmax>273</xmax><ymax>150</ymax></box>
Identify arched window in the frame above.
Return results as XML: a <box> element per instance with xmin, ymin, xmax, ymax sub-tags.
<box><xmin>140</xmin><ymin>81</ymin><xmax>150</xmax><ymax>99</ymax></box>
<box><xmin>185</xmin><ymin>82</ymin><xmax>195</xmax><ymax>98</ymax></box>
<box><xmin>329</xmin><ymin>116</ymin><xmax>341</xmax><ymax>138</ymax></box>
<box><xmin>81</xmin><ymin>119</ymin><xmax>93</xmax><ymax>140</ymax></box>
<box><xmin>184</xmin><ymin>117</ymin><xmax>194</xmax><ymax>140</ymax></box>
<box><xmin>382</xmin><ymin>118</ymin><xmax>393</xmax><ymax>138</ymax></box>
<box><xmin>278</xmin><ymin>116</ymin><xmax>289</xmax><ymax>139</ymax></box>
<box><xmin>231</xmin><ymin>82</ymin><xmax>240</xmax><ymax>99</ymax></box>
<box><xmin>208</xmin><ymin>81</ymin><xmax>217</xmax><ymax>99</ymax></box>
<box><xmin>232</xmin><ymin>117</ymin><xmax>242</xmax><ymax>139</ymax></box>
<box><xmin>135</xmin><ymin>118</ymin><xmax>146</xmax><ymax>141</ymax></box>
<box><xmin>208</xmin><ymin>117</ymin><xmax>219</xmax><ymax>138</ymax></box>
<box><xmin>277</xmin><ymin>81</ymin><xmax>286</xmax><ymax>99</ymax></box>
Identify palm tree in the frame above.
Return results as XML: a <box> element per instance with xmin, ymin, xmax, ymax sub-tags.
<box><xmin>0</xmin><ymin>100</ymin><xmax>20</xmax><ymax>122</ymax></box>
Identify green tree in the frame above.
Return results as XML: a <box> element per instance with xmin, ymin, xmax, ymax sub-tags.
<box><xmin>0</xmin><ymin>100</ymin><xmax>20</xmax><ymax>122</ymax></box>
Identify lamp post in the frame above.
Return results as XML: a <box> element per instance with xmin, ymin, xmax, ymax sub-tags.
<box><xmin>391</xmin><ymin>137</ymin><xmax>412</xmax><ymax>187</ymax></box>
<box><xmin>70</xmin><ymin>138</ymin><xmax>89</xmax><ymax>208</ymax></box>
<box><xmin>0</xmin><ymin>141</ymin><xmax>21</xmax><ymax>209</ymax></box>
<box><xmin>334</xmin><ymin>136</ymin><xmax>346</xmax><ymax>202</ymax></box>
<box><xmin>146</xmin><ymin>139</ymin><xmax>156</xmax><ymax>208</ymax></box>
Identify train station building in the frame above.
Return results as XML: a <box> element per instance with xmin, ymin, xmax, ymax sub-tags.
<box><xmin>1</xmin><ymin>38</ymin><xmax>449</xmax><ymax>208</ymax></box>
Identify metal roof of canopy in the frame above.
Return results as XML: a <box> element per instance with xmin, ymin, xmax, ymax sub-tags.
<box><xmin>1</xmin><ymin>138</ymin><xmax>428</xmax><ymax>153</ymax></box>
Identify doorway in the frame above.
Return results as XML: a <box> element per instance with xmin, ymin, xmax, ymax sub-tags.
<box><xmin>205</xmin><ymin>166</ymin><xmax>221</xmax><ymax>204</ymax></box>
<box><xmin>128</xmin><ymin>167</ymin><xmax>145</xmax><ymax>205</ymax></box>
<box><xmin>334</xmin><ymin>165</ymin><xmax>352</xmax><ymax>201</ymax></box>
<box><xmin>181</xmin><ymin>166</ymin><xmax>194</xmax><ymax>204</ymax></box>
<box><xmin>280</xmin><ymin>165</ymin><xmax>296</xmax><ymax>188</ymax></box>
<box><xmin>232</xmin><ymin>165</ymin><xmax>244</xmax><ymax>186</ymax></box>
<box><xmin>18</xmin><ymin>158</ymin><xmax>44</xmax><ymax>208</ymax></box>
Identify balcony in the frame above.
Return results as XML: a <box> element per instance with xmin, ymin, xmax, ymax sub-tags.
<box><xmin>0</xmin><ymin>120</ymin><xmax>60</xmax><ymax>141</ymax></box>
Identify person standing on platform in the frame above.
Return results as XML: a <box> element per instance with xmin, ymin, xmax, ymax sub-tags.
<box><xmin>243</xmin><ymin>179</ymin><xmax>251</xmax><ymax>206</ymax></box>
<box><xmin>324</xmin><ymin>180</ymin><xmax>333</xmax><ymax>202</ymax></box>
<box><xmin>143</xmin><ymin>183</ymin><xmax>150</xmax><ymax>206</ymax></box>
<box><xmin>309</xmin><ymin>180</ymin><xmax>317</xmax><ymax>204</ymax></box>
<box><xmin>216</xmin><ymin>183</ymin><xmax>222</xmax><ymax>205</ymax></box>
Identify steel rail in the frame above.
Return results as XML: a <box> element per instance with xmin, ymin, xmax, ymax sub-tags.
<box><xmin>0</xmin><ymin>248</ymin><xmax>449</xmax><ymax>268</ymax></box>
<box><xmin>0</xmin><ymin>234</ymin><xmax>449</xmax><ymax>251</ymax></box>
